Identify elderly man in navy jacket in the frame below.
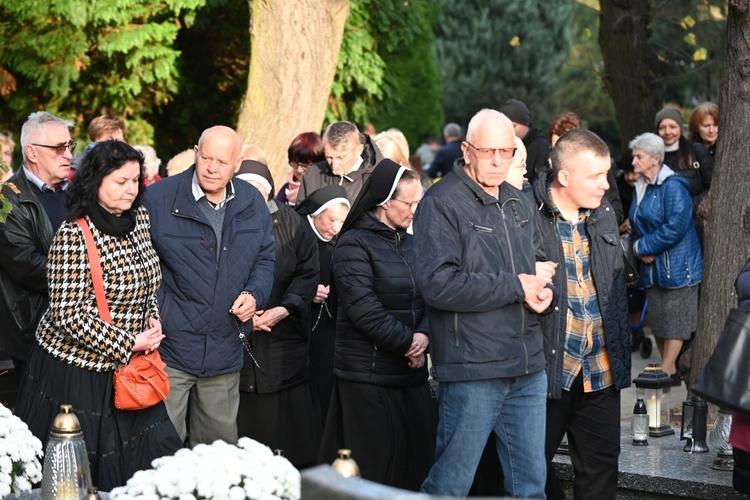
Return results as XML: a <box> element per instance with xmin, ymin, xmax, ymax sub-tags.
<box><xmin>143</xmin><ymin>125</ymin><xmax>275</xmax><ymax>447</ymax></box>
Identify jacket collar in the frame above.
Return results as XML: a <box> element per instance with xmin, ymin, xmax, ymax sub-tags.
<box><xmin>171</xmin><ymin>166</ymin><xmax>254</xmax><ymax>220</ymax></box>
<box><xmin>452</xmin><ymin>159</ymin><xmax>520</xmax><ymax>206</ymax></box>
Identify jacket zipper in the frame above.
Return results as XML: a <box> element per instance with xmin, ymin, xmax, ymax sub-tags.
<box><xmin>396</xmin><ymin>231</ymin><xmax>418</xmax><ymax>337</ymax></box>
<box><xmin>498</xmin><ymin>201</ymin><xmax>529</xmax><ymax>374</ymax></box>
<box><xmin>664</xmin><ymin>249</ymin><xmax>671</xmax><ymax>279</ymax></box>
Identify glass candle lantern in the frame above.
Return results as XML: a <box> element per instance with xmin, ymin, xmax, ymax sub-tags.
<box><xmin>708</xmin><ymin>408</ymin><xmax>734</xmax><ymax>470</ymax></box>
<box><xmin>41</xmin><ymin>404</ymin><xmax>93</xmax><ymax>500</ymax></box>
<box><xmin>633</xmin><ymin>364</ymin><xmax>674</xmax><ymax>437</ymax></box>
<box><xmin>632</xmin><ymin>398</ymin><xmax>649</xmax><ymax>446</ymax></box>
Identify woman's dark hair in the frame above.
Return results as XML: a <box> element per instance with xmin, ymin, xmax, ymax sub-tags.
<box><xmin>676</xmin><ymin>135</ymin><xmax>693</xmax><ymax>171</ymax></box>
<box><xmin>288</xmin><ymin>132</ymin><xmax>324</xmax><ymax>165</ymax></box>
<box><xmin>67</xmin><ymin>140</ymin><xmax>145</xmax><ymax>220</ymax></box>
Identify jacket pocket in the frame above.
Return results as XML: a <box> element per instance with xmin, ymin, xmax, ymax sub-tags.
<box><xmin>469</xmin><ymin>222</ymin><xmax>493</xmax><ymax>233</ymax></box>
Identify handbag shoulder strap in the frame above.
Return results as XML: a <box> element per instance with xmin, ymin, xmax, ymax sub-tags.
<box><xmin>75</xmin><ymin>217</ymin><xmax>112</xmax><ymax>324</ymax></box>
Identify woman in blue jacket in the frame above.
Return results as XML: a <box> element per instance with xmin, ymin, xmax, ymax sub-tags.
<box><xmin>320</xmin><ymin>160</ymin><xmax>436</xmax><ymax>490</ymax></box>
<box><xmin>629</xmin><ymin>132</ymin><xmax>702</xmax><ymax>382</ymax></box>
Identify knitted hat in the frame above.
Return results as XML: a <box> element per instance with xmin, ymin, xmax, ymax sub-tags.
<box><xmin>654</xmin><ymin>108</ymin><xmax>683</xmax><ymax>130</ymax></box>
<box><xmin>236</xmin><ymin>160</ymin><xmax>274</xmax><ymax>200</ymax></box>
<box><xmin>500</xmin><ymin>99</ymin><xmax>532</xmax><ymax>126</ymax></box>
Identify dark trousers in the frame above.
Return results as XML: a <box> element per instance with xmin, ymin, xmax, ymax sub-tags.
<box><xmin>545</xmin><ymin>373</ymin><xmax>620</xmax><ymax>500</ymax></box>
<box><xmin>13</xmin><ymin>357</ymin><xmax>27</xmax><ymax>391</ymax></box>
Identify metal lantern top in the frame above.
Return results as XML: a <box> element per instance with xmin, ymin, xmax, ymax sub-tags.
<box><xmin>633</xmin><ymin>364</ymin><xmax>674</xmax><ymax>390</ymax></box>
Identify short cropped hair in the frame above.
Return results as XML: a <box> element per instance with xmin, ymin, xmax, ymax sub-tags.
<box><xmin>20</xmin><ymin>112</ymin><xmax>74</xmax><ymax>163</ymax></box>
<box><xmin>551</xmin><ymin>129</ymin><xmax>610</xmax><ymax>176</ymax></box>
<box><xmin>323</xmin><ymin>121</ymin><xmax>362</xmax><ymax>150</ymax></box>
<box><xmin>67</xmin><ymin>141</ymin><xmax>145</xmax><ymax>220</ymax></box>
<box><xmin>443</xmin><ymin>123</ymin><xmax>462</xmax><ymax>139</ymax></box>
<box><xmin>88</xmin><ymin>115</ymin><xmax>126</xmax><ymax>142</ymax></box>
<box><xmin>628</xmin><ymin>132</ymin><xmax>664</xmax><ymax>164</ymax></box>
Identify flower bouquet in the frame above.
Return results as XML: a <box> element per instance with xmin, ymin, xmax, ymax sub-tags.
<box><xmin>110</xmin><ymin>437</ymin><xmax>300</xmax><ymax>500</ymax></box>
<box><xmin>0</xmin><ymin>403</ymin><xmax>44</xmax><ymax>496</ymax></box>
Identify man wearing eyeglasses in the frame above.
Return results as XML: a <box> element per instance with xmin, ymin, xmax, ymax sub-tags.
<box><xmin>415</xmin><ymin>109</ymin><xmax>555</xmax><ymax>499</ymax></box>
<box><xmin>0</xmin><ymin>111</ymin><xmax>74</xmax><ymax>389</ymax></box>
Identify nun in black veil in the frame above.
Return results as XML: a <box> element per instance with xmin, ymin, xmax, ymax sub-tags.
<box><xmin>319</xmin><ymin>160</ymin><xmax>437</xmax><ymax>490</ymax></box>
<box><xmin>295</xmin><ymin>185</ymin><xmax>351</xmax><ymax>430</ymax></box>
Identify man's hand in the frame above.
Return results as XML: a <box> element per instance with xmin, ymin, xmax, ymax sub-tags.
<box><xmin>407</xmin><ymin>353</ymin><xmax>426</xmax><ymax>369</ymax></box>
<box><xmin>641</xmin><ymin>255</ymin><xmax>655</xmax><ymax>264</ymax></box>
<box><xmin>230</xmin><ymin>292</ymin><xmax>257</xmax><ymax>322</ymax></box>
<box><xmin>518</xmin><ymin>274</ymin><xmax>547</xmax><ymax>301</ymax></box>
<box><xmin>619</xmin><ymin>219</ymin><xmax>631</xmax><ymax>234</ymax></box>
<box><xmin>253</xmin><ymin>306</ymin><xmax>290</xmax><ymax>332</ymax></box>
<box><xmin>535</xmin><ymin>261</ymin><xmax>557</xmax><ymax>284</ymax></box>
<box><xmin>405</xmin><ymin>333</ymin><xmax>429</xmax><ymax>358</ymax></box>
<box><xmin>525</xmin><ymin>287</ymin><xmax>553</xmax><ymax>314</ymax></box>
<box><xmin>313</xmin><ymin>284</ymin><xmax>329</xmax><ymax>304</ymax></box>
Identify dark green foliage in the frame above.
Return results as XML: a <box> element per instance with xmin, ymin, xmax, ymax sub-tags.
<box><xmin>0</xmin><ymin>0</ymin><xmax>206</xmax><ymax>144</ymax></box>
<box><xmin>328</xmin><ymin>0</ymin><xmax>444</xmax><ymax>149</ymax></box>
<box><xmin>433</xmin><ymin>0</ymin><xmax>575</xmax><ymax>129</ymax></box>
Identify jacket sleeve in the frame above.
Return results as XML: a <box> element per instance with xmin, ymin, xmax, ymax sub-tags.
<box><xmin>0</xmin><ymin>191</ymin><xmax>48</xmax><ymax>293</ymax></box>
<box><xmin>279</xmin><ymin>215</ymin><xmax>320</xmax><ymax>316</ymax></box>
<box><xmin>692</xmin><ymin>142</ymin><xmax>713</xmax><ymax>210</ymax></box>
<box><xmin>414</xmin><ymin>196</ymin><xmax>526</xmax><ymax>312</ymax></box>
<box><xmin>243</xmin><ymin>205</ymin><xmax>276</xmax><ymax>310</ymax></box>
<box><xmin>45</xmin><ymin>224</ymin><xmax>134</xmax><ymax>365</ymax></box>
<box><xmin>633</xmin><ymin>180</ymin><xmax>693</xmax><ymax>257</ymax></box>
<box><xmin>332</xmin><ymin>237</ymin><xmax>413</xmax><ymax>355</ymax></box>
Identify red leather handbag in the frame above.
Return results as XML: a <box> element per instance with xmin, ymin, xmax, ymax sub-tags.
<box><xmin>76</xmin><ymin>218</ymin><xmax>170</xmax><ymax>411</ymax></box>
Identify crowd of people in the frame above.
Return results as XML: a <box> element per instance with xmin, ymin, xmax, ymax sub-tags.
<box><xmin>0</xmin><ymin>96</ymin><xmax>727</xmax><ymax>497</ymax></box>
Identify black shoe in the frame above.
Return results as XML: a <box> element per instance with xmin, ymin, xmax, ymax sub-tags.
<box><xmin>670</xmin><ymin>372</ymin><xmax>682</xmax><ymax>387</ymax></box>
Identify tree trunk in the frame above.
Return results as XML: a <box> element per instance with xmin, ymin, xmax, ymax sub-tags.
<box><xmin>598</xmin><ymin>0</ymin><xmax>670</xmax><ymax>149</ymax></box>
<box><xmin>236</xmin><ymin>0</ymin><xmax>350</xmax><ymax>185</ymax></box>
<box><xmin>689</xmin><ymin>0</ymin><xmax>750</xmax><ymax>393</ymax></box>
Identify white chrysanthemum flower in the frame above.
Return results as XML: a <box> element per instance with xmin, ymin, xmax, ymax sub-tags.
<box><xmin>0</xmin><ymin>405</ymin><xmax>44</xmax><ymax>495</ymax></box>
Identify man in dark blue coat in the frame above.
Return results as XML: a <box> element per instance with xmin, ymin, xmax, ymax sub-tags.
<box><xmin>143</xmin><ymin>125</ymin><xmax>275</xmax><ymax>447</ymax></box>
<box><xmin>425</xmin><ymin>122</ymin><xmax>463</xmax><ymax>179</ymax></box>
<box><xmin>532</xmin><ymin>129</ymin><xmax>631</xmax><ymax>499</ymax></box>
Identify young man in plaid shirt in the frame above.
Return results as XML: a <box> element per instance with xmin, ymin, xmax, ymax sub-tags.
<box><xmin>532</xmin><ymin>129</ymin><xmax>632</xmax><ymax>499</ymax></box>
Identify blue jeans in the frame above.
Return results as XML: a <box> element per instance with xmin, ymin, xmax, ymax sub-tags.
<box><xmin>421</xmin><ymin>370</ymin><xmax>547</xmax><ymax>498</ymax></box>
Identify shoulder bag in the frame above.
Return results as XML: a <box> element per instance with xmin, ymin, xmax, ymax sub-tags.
<box><xmin>692</xmin><ymin>308</ymin><xmax>750</xmax><ymax>416</ymax></box>
<box><xmin>76</xmin><ymin>217</ymin><xmax>170</xmax><ymax>411</ymax></box>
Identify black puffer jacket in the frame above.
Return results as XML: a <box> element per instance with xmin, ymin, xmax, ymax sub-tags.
<box><xmin>0</xmin><ymin>169</ymin><xmax>55</xmax><ymax>360</ymax></box>
<box><xmin>240</xmin><ymin>201</ymin><xmax>319</xmax><ymax>393</ymax></box>
<box><xmin>662</xmin><ymin>137</ymin><xmax>713</xmax><ymax>214</ymax></box>
<box><xmin>523</xmin><ymin>125</ymin><xmax>552</xmax><ymax>186</ymax></box>
<box><xmin>532</xmin><ymin>174</ymin><xmax>631</xmax><ymax>399</ymax></box>
<box><xmin>331</xmin><ymin>211</ymin><xmax>429</xmax><ymax>387</ymax></box>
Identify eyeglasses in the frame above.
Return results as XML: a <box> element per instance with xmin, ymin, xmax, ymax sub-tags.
<box><xmin>391</xmin><ymin>198</ymin><xmax>420</xmax><ymax>210</ymax></box>
<box><xmin>32</xmin><ymin>141</ymin><xmax>77</xmax><ymax>155</ymax></box>
<box><xmin>290</xmin><ymin>161</ymin><xmax>313</xmax><ymax>170</ymax></box>
<box><xmin>465</xmin><ymin>141</ymin><xmax>516</xmax><ymax>159</ymax></box>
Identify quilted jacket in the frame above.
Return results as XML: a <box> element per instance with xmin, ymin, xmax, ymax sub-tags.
<box><xmin>532</xmin><ymin>174</ymin><xmax>631</xmax><ymax>398</ymax></box>
<box><xmin>142</xmin><ymin>167</ymin><xmax>275</xmax><ymax>377</ymax></box>
<box><xmin>630</xmin><ymin>165</ymin><xmax>702</xmax><ymax>289</ymax></box>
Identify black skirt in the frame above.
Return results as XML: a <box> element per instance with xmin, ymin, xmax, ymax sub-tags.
<box><xmin>319</xmin><ymin>378</ymin><xmax>438</xmax><ymax>491</ymax></box>
<box><xmin>237</xmin><ymin>382</ymin><xmax>319</xmax><ymax>468</ymax></box>
<box><xmin>14</xmin><ymin>346</ymin><xmax>182</xmax><ymax>492</ymax></box>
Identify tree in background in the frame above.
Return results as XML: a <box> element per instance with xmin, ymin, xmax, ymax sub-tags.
<box><xmin>0</xmin><ymin>0</ymin><xmax>206</xmax><ymax>144</ymax></box>
<box><xmin>598</xmin><ymin>0</ymin><xmax>726</xmax><ymax>149</ymax></box>
<box><xmin>432</xmin><ymin>0</ymin><xmax>575</xmax><ymax>128</ymax></box>
<box><xmin>689</xmin><ymin>0</ymin><xmax>750</xmax><ymax>393</ymax></box>
<box><xmin>327</xmin><ymin>0</ymin><xmax>444</xmax><ymax>151</ymax></box>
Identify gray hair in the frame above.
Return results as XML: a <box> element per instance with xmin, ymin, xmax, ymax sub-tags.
<box><xmin>133</xmin><ymin>145</ymin><xmax>162</xmax><ymax>179</ymax></box>
<box><xmin>20</xmin><ymin>111</ymin><xmax>73</xmax><ymax>163</ymax></box>
<box><xmin>323</xmin><ymin>121</ymin><xmax>362</xmax><ymax>150</ymax></box>
<box><xmin>443</xmin><ymin>122</ymin><xmax>462</xmax><ymax>139</ymax></box>
<box><xmin>629</xmin><ymin>132</ymin><xmax>664</xmax><ymax>164</ymax></box>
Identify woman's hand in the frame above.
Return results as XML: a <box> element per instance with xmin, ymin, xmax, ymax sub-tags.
<box><xmin>641</xmin><ymin>255</ymin><xmax>655</xmax><ymax>264</ymax></box>
<box><xmin>313</xmin><ymin>284</ymin><xmax>329</xmax><ymax>304</ymax></box>
<box><xmin>407</xmin><ymin>353</ymin><xmax>426</xmax><ymax>369</ymax></box>
<box><xmin>619</xmin><ymin>219</ymin><xmax>632</xmax><ymax>234</ymax></box>
<box><xmin>133</xmin><ymin>318</ymin><xmax>165</xmax><ymax>353</ymax></box>
<box><xmin>253</xmin><ymin>307</ymin><xmax>290</xmax><ymax>332</ymax></box>
<box><xmin>405</xmin><ymin>332</ymin><xmax>429</xmax><ymax>358</ymax></box>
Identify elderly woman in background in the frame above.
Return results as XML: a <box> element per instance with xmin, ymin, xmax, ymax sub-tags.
<box><xmin>688</xmin><ymin>102</ymin><xmax>719</xmax><ymax>158</ymax></box>
<box><xmin>234</xmin><ymin>160</ymin><xmax>320</xmax><ymax>468</ymax></box>
<box><xmin>133</xmin><ymin>145</ymin><xmax>162</xmax><ymax>186</ymax></box>
<box><xmin>276</xmin><ymin>132</ymin><xmax>325</xmax><ymax>206</ymax></box>
<box><xmin>321</xmin><ymin>160</ymin><xmax>436</xmax><ymax>490</ymax></box>
<box><xmin>0</xmin><ymin>131</ymin><xmax>14</xmax><ymax>181</ymax></box>
<box><xmin>14</xmin><ymin>141</ymin><xmax>181</xmax><ymax>490</ymax></box>
<box><xmin>295</xmin><ymin>185</ymin><xmax>351</xmax><ymax>429</ymax></box>
<box><xmin>628</xmin><ymin>132</ymin><xmax>702</xmax><ymax>383</ymax></box>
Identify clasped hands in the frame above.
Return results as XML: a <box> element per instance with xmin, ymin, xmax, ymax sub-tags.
<box><xmin>519</xmin><ymin>261</ymin><xmax>558</xmax><ymax>313</ymax></box>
